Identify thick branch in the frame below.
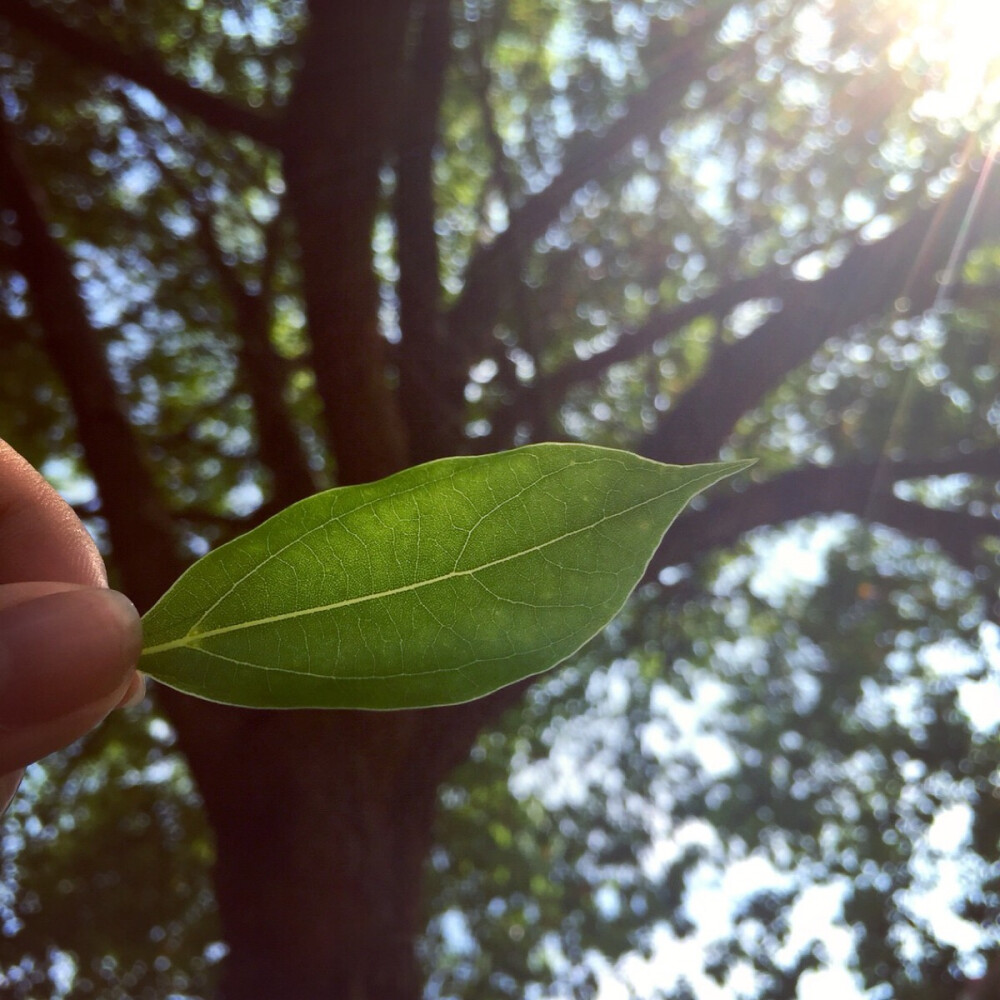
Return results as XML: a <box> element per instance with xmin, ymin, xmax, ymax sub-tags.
<box><xmin>648</xmin><ymin>167</ymin><xmax>1000</xmax><ymax>464</ymax></box>
<box><xmin>542</xmin><ymin>267</ymin><xmax>800</xmax><ymax>397</ymax></box>
<box><xmin>2</xmin><ymin>0</ymin><xmax>280</xmax><ymax>146</ymax></box>
<box><xmin>282</xmin><ymin>1</ymin><xmax>413</xmax><ymax>485</ymax></box>
<box><xmin>446</xmin><ymin>9</ymin><xmax>727</xmax><ymax>357</ymax></box>
<box><xmin>188</xmin><ymin>206</ymin><xmax>317</xmax><ymax>509</ymax></box>
<box><xmin>648</xmin><ymin>453</ymin><xmax>1000</xmax><ymax>580</ymax></box>
<box><xmin>0</xmin><ymin>124</ymin><xmax>181</xmax><ymax>608</ymax></box>
<box><xmin>394</xmin><ymin>0</ymin><xmax>465</xmax><ymax>464</ymax></box>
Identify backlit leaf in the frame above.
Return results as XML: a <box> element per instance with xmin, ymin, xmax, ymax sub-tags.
<box><xmin>140</xmin><ymin>444</ymin><xmax>750</xmax><ymax>708</ymax></box>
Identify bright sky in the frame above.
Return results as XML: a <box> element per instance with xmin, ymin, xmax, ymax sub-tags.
<box><xmin>522</xmin><ymin>589</ymin><xmax>1000</xmax><ymax>1000</ymax></box>
<box><xmin>899</xmin><ymin>0</ymin><xmax>1000</xmax><ymax>125</ymax></box>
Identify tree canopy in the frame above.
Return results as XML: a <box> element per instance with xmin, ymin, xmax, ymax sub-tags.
<box><xmin>0</xmin><ymin>1</ymin><xmax>998</xmax><ymax>998</ymax></box>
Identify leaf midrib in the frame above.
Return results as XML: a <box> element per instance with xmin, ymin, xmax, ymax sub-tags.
<box><xmin>142</xmin><ymin>470</ymin><xmax>712</xmax><ymax>658</ymax></box>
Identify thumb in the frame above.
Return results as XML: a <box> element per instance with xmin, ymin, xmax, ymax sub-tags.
<box><xmin>0</xmin><ymin>585</ymin><xmax>143</xmax><ymax>774</ymax></box>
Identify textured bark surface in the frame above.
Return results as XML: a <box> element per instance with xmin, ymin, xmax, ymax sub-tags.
<box><xmin>192</xmin><ymin>711</ymin><xmax>455</xmax><ymax>1000</ymax></box>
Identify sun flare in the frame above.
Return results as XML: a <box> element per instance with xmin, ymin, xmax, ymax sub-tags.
<box><xmin>893</xmin><ymin>0</ymin><xmax>1000</xmax><ymax>124</ymax></box>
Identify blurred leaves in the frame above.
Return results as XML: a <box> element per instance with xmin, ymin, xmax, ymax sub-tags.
<box><xmin>2</xmin><ymin>707</ymin><xmax>219</xmax><ymax>999</ymax></box>
<box><xmin>425</xmin><ymin>526</ymin><xmax>1000</xmax><ymax>999</ymax></box>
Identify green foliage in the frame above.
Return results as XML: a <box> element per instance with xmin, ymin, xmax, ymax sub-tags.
<box><xmin>2</xmin><ymin>709</ymin><xmax>218</xmax><ymax>999</ymax></box>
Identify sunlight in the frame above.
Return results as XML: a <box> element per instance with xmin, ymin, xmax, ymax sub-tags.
<box><xmin>892</xmin><ymin>0</ymin><xmax>1000</xmax><ymax>124</ymax></box>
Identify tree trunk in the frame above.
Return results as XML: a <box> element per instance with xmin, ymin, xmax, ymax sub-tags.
<box><xmin>158</xmin><ymin>683</ymin><xmax>513</xmax><ymax>1000</ymax></box>
<box><xmin>156</xmin><ymin>5</ymin><xmax>491</xmax><ymax>995</ymax></box>
<box><xmin>177</xmin><ymin>709</ymin><xmax>450</xmax><ymax>1000</ymax></box>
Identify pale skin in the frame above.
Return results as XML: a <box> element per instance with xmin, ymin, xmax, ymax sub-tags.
<box><xmin>0</xmin><ymin>440</ymin><xmax>144</xmax><ymax>813</ymax></box>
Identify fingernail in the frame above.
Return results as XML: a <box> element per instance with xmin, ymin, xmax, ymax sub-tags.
<box><xmin>116</xmin><ymin>672</ymin><xmax>146</xmax><ymax>709</ymax></box>
<box><xmin>101</xmin><ymin>590</ymin><xmax>143</xmax><ymax>665</ymax></box>
<box><xmin>0</xmin><ymin>768</ymin><xmax>23</xmax><ymax>814</ymax></box>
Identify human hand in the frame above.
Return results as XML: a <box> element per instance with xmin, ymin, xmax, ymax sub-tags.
<box><xmin>0</xmin><ymin>441</ymin><xmax>144</xmax><ymax>814</ymax></box>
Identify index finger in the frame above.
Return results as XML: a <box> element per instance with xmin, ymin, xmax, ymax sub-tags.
<box><xmin>0</xmin><ymin>440</ymin><xmax>107</xmax><ymax>587</ymax></box>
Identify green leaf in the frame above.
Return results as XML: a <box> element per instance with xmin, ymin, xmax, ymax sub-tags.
<box><xmin>139</xmin><ymin>444</ymin><xmax>751</xmax><ymax>709</ymax></box>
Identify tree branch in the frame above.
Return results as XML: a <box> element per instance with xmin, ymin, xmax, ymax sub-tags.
<box><xmin>182</xmin><ymin>198</ymin><xmax>317</xmax><ymax>509</ymax></box>
<box><xmin>206</xmin><ymin>234</ymin><xmax>317</xmax><ymax>506</ymax></box>
<box><xmin>110</xmin><ymin>97</ymin><xmax>315</xmax><ymax>509</ymax></box>
<box><xmin>2</xmin><ymin>0</ymin><xmax>281</xmax><ymax>146</ymax></box>
<box><xmin>648</xmin><ymin>452</ymin><xmax>1000</xmax><ymax>581</ymax></box>
<box><xmin>646</xmin><ymin>165</ymin><xmax>1000</xmax><ymax>464</ymax></box>
<box><xmin>469</xmin><ymin>3</ymin><xmax>517</xmax><ymax>217</ymax></box>
<box><xmin>529</xmin><ymin>214</ymin><xmax>890</xmax><ymax>406</ymax></box>
<box><xmin>461</xmin><ymin>5</ymin><xmax>570</xmax><ymax>450</ymax></box>
<box><xmin>394</xmin><ymin>0</ymin><xmax>466</xmax><ymax>464</ymax></box>
<box><xmin>0</xmin><ymin>121</ymin><xmax>182</xmax><ymax>609</ymax></box>
<box><xmin>543</xmin><ymin>267</ymin><xmax>799</xmax><ymax>396</ymax></box>
<box><xmin>446</xmin><ymin>9</ymin><xmax>729</xmax><ymax>358</ymax></box>
<box><xmin>281</xmin><ymin>1</ymin><xmax>413</xmax><ymax>484</ymax></box>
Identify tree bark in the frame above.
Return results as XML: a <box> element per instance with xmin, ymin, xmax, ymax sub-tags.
<box><xmin>648</xmin><ymin>166</ymin><xmax>1000</xmax><ymax>464</ymax></box>
<box><xmin>281</xmin><ymin>0</ymin><xmax>414</xmax><ymax>485</ymax></box>
<box><xmin>395</xmin><ymin>0</ymin><xmax>466</xmax><ymax>464</ymax></box>
<box><xmin>188</xmin><ymin>709</ymin><xmax>457</xmax><ymax>1000</ymax></box>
